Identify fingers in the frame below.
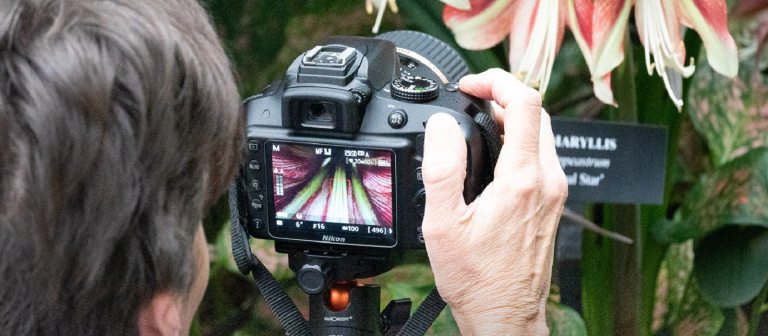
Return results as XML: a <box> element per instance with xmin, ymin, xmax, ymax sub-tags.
<box><xmin>462</xmin><ymin>69</ymin><xmax>564</xmax><ymax>288</ymax></box>
<box><xmin>459</xmin><ymin>68</ymin><xmax>522</xmax><ymax>108</ymax></box>
<box><xmin>421</xmin><ymin>113</ymin><xmax>468</xmax><ymax>227</ymax></box>
<box><xmin>460</xmin><ymin>69</ymin><xmax>543</xmax><ymax>174</ymax></box>
<box><xmin>532</xmin><ymin>110</ymin><xmax>568</xmax><ymax>289</ymax></box>
<box><xmin>538</xmin><ymin>111</ymin><xmax>568</xmax><ymax>208</ymax></box>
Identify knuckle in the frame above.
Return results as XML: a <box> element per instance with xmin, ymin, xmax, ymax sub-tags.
<box><xmin>542</xmin><ymin>171</ymin><xmax>568</xmax><ymax>206</ymax></box>
<box><xmin>497</xmin><ymin>170</ymin><xmax>541</xmax><ymax>199</ymax></box>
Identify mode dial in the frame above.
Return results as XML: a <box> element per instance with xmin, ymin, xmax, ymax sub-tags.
<box><xmin>391</xmin><ymin>76</ymin><xmax>439</xmax><ymax>103</ymax></box>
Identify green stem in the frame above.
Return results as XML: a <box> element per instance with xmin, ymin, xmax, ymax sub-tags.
<box><xmin>748</xmin><ymin>281</ymin><xmax>768</xmax><ymax>336</ymax></box>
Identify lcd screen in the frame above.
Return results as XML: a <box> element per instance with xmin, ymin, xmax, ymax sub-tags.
<box><xmin>267</xmin><ymin>141</ymin><xmax>395</xmax><ymax>244</ymax></box>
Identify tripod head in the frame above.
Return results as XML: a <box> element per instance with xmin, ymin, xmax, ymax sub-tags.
<box><xmin>276</xmin><ymin>241</ymin><xmax>397</xmax><ymax>294</ymax></box>
<box><xmin>284</xmin><ymin>247</ymin><xmax>411</xmax><ymax>335</ymax></box>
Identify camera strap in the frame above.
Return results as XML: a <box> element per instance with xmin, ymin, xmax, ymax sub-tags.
<box><xmin>393</xmin><ymin>288</ymin><xmax>446</xmax><ymax>336</ymax></box>
<box><xmin>229</xmin><ymin>185</ymin><xmax>313</xmax><ymax>336</ymax></box>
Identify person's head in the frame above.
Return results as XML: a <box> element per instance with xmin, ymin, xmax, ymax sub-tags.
<box><xmin>0</xmin><ymin>0</ymin><xmax>242</xmax><ymax>334</ymax></box>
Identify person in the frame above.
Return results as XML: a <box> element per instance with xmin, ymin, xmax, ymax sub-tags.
<box><xmin>0</xmin><ymin>0</ymin><xmax>567</xmax><ymax>335</ymax></box>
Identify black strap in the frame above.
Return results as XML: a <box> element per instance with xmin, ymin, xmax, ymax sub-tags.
<box><xmin>251</xmin><ymin>263</ymin><xmax>312</xmax><ymax>336</ymax></box>
<box><xmin>229</xmin><ymin>184</ymin><xmax>312</xmax><ymax>336</ymax></box>
<box><xmin>395</xmin><ymin>288</ymin><xmax>447</xmax><ymax>336</ymax></box>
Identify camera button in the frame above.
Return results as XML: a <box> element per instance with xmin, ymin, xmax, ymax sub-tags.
<box><xmin>388</xmin><ymin>110</ymin><xmax>408</xmax><ymax>129</ymax></box>
<box><xmin>413</xmin><ymin>188</ymin><xmax>426</xmax><ymax>217</ymax></box>
<box><xmin>248</xmin><ymin>140</ymin><xmax>260</xmax><ymax>151</ymax></box>
<box><xmin>249</xmin><ymin>219</ymin><xmax>264</xmax><ymax>233</ymax></box>
<box><xmin>250</xmin><ymin>179</ymin><xmax>262</xmax><ymax>191</ymax></box>
<box><xmin>250</xmin><ymin>200</ymin><xmax>263</xmax><ymax>211</ymax></box>
<box><xmin>248</xmin><ymin>160</ymin><xmax>261</xmax><ymax>171</ymax></box>
<box><xmin>415</xmin><ymin>167</ymin><xmax>423</xmax><ymax>181</ymax></box>
<box><xmin>444</xmin><ymin>82</ymin><xmax>459</xmax><ymax>92</ymax></box>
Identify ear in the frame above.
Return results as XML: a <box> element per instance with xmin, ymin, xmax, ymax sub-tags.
<box><xmin>138</xmin><ymin>292</ymin><xmax>182</xmax><ymax>336</ymax></box>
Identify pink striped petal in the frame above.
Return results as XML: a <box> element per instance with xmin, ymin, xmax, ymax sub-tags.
<box><xmin>635</xmin><ymin>0</ymin><xmax>694</xmax><ymax>109</ymax></box>
<box><xmin>676</xmin><ymin>0</ymin><xmax>738</xmax><ymax>77</ymax></box>
<box><xmin>567</xmin><ymin>0</ymin><xmax>632</xmax><ymax>106</ymax></box>
<box><xmin>593</xmin><ymin>73</ymin><xmax>615</xmax><ymax>106</ymax></box>
<box><xmin>507</xmin><ymin>0</ymin><xmax>567</xmax><ymax>94</ymax></box>
<box><xmin>443</xmin><ymin>0</ymin><xmax>521</xmax><ymax>49</ymax></box>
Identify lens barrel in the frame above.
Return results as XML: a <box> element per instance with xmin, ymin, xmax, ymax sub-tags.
<box><xmin>376</xmin><ymin>30</ymin><xmax>471</xmax><ymax>83</ymax></box>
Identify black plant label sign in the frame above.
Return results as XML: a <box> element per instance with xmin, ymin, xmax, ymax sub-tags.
<box><xmin>551</xmin><ymin>117</ymin><xmax>667</xmax><ymax>205</ymax></box>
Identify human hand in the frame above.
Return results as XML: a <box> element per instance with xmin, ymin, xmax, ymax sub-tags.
<box><xmin>421</xmin><ymin>69</ymin><xmax>567</xmax><ymax>335</ymax></box>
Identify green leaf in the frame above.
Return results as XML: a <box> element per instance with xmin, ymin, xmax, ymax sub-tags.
<box><xmin>546</xmin><ymin>300</ymin><xmax>588</xmax><ymax>336</ymax></box>
<box><xmin>669</xmin><ymin>279</ymin><xmax>725</xmax><ymax>336</ymax></box>
<box><xmin>581</xmin><ymin>217</ymin><xmax>615</xmax><ymax>336</ymax></box>
<box><xmin>658</xmin><ymin>148</ymin><xmax>768</xmax><ymax>242</ymax></box>
<box><xmin>656</xmin><ymin>241</ymin><xmax>695</xmax><ymax>329</ymax></box>
<box><xmin>687</xmin><ymin>48</ymin><xmax>768</xmax><ymax>166</ymax></box>
<box><xmin>694</xmin><ymin>225</ymin><xmax>768</xmax><ymax>307</ymax></box>
<box><xmin>715</xmin><ymin>308</ymin><xmax>745</xmax><ymax>336</ymax></box>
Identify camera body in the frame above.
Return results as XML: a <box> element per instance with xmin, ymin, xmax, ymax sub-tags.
<box><xmin>235</xmin><ymin>33</ymin><xmax>494</xmax><ymax>275</ymax></box>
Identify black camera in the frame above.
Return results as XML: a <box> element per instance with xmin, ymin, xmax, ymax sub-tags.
<box><xmin>233</xmin><ymin>31</ymin><xmax>498</xmax><ymax>282</ymax></box>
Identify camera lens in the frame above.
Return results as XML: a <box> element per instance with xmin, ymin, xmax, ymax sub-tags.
<box><xmin>305</xmin><ymin>102</ymin><xmax>334</xmax><ymax>122</ymax></box>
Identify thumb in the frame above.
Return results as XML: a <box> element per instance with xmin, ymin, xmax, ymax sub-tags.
<box><xmin>422</xmin><ymin>113</ymin><xmax>468</xmax><ymax>222</ymax></box>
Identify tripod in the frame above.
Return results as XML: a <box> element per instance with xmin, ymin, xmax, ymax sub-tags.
<box><xmin>230</xmin><ymin>186</ymin><xmax>446</xmax><ymax>336</ymax></box>
<box><xmin>291</xmin><ymin>253</ymin><xmax>414</xmax><ymax>336</ymax></box>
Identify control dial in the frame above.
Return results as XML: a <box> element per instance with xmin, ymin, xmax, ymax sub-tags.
<box><xmin>391</xmin><ymin>76</ymin><xmax>439</xmax><ymax>103</ymax></box>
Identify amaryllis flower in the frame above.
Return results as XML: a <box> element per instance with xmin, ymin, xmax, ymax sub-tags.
<box><xmin>443</xmin><ymin>0</ymin><xmax>566</xmax><ymax>96</ymax></box>
<box><xmin>441</xmin><ymin>0</ymin><xmax>738</xmax><ymax>109</ymax></box>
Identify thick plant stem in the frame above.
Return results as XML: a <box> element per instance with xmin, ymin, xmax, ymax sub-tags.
<box><xmin>609</xmin><ymin>30</ymin><xmax>641</xmax><ymax>336</ymax></box>
<box><xmin>748</xmin><ymin>281</ymin><xmax>768</xmax><ymax>336</ymax></box>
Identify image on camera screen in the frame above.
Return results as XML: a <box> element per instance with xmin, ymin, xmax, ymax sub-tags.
<box><xmin>270</xmin><ymin>142</ymin><xmax>393</xmax><ymax>228</ymax></box>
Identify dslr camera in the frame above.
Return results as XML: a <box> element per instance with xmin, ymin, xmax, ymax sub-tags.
<box><xmin>233</xmin><ymin>31</ymin><xmax>499</xmax><ymax>286</ymax></box>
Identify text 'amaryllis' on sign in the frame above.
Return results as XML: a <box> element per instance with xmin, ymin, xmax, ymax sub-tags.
<box><xmin>551</xmin><ymin>118</ymin><xmax>668</xmax><ymax>205</ymax></box>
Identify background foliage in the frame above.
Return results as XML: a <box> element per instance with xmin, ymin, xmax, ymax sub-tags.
<box><xmin>197</xmin><ymin>1</ymin><xmax>768</xmax><ymax>335</ymax></box>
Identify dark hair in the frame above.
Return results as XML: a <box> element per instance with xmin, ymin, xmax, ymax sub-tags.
<box><xmin>0</xmin><ymin>0</ymin><xmax>242</xmax><ymax>334</ymax></box>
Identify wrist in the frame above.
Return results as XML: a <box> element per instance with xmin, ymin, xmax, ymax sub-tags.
<box><xmin>449</xmin><ymin>303</ymin><xmax>548</xmax><ymax>335</ymax></box>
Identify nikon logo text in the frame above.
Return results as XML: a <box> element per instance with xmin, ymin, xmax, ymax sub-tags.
<box><xmin>322</xmin><ymin>235</ymin><xmax>345</xmax><ymax>243</ymax></box>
